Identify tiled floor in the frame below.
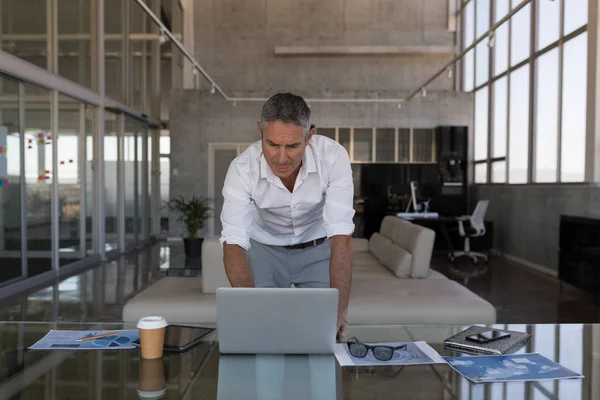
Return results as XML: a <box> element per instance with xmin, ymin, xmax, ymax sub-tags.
<box><xmin>431</xmin><ymin>255</ymin><xmax>600</xmax><ymax>323</ymax></box>
<box><xmin>0</xmin><ymin>242</ymin><xmax>599</xmax><ymax>324</ymax></box>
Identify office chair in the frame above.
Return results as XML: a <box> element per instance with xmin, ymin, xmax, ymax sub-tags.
<box><xmin>449</xmin><ymin>200</ymin><xmax>489</xmax><ymax>264</ymax></box>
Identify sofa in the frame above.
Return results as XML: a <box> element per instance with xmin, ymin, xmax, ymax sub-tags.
<box><xmin>122</xmin><ymin>216</ymin><xmax>496</xmax><ymax>325</ymax></box>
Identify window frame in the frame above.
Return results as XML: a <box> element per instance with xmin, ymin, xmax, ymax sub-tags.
<box><xmin>460</xmin><ymin>0</ymin><xmax>589</xmax><ymax>185</ymax></box>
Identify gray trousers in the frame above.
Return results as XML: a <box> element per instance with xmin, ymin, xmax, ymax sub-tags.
<box><xmin>247</xmin><ymin>238</ymin><xmax>331</xmax><ymax>288</ymax></box>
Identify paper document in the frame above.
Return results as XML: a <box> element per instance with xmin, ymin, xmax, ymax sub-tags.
<box><xmin>334</xmin><ymin>341</ymin><xmax>445</xmax><ymax>366</ymax></box>
<box><xmin>445</xmin><ymin>353</ymin><xmax>583</xmax><ymax>383</ymax></box>
<box><xmin>29</xmin><ymin>329</ymin><xmax>140</xmax><ymax>350</ymax></box>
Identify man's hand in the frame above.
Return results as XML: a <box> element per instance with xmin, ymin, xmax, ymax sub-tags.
<box><xmin>329</xmin><ymin>235</ymin><xmax>352</xmax><ymax>342</ymax></box>
<box><xmin>337</xmin><ymin>310</ymin><xmax>348</xmax><ymax>342</ymax></box>
<box><xmin>223</xmin><ymin>243</ymin><xmax>255</xmax><ymax>287</ymax></box>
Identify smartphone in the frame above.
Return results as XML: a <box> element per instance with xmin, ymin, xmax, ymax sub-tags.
<box><xmin>466</xmin><ymin>330</ymin><xmax>510</xmax><ymax>344</ymax></box>
<box><xmin>132</xmin><ymin>325</ymin><xmax>215</xmax><ymax>353</ymax></box>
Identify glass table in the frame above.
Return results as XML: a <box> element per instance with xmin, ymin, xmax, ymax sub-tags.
<box><xmin>0</xmin><ymin>322</ymin><xmax>593</xmax><ymax>399</ymax></box>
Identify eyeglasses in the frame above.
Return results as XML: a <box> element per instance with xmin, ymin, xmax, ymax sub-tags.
<box><xmin>346</xmin><ymin>337</ymin><xmax>407</xmax><ymax>361</ymax></box>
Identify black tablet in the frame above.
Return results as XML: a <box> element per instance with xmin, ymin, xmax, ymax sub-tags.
<box><xmin>132</xmin><ymin>325</ymin><xmax>215</xmax><ymax>353</ymax></box>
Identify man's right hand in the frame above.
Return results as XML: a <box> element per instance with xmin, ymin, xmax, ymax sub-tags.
<box><xmin>223</xmin><ymin>242</ymin><xmax>255</xmax><ymax>287</ymax></box>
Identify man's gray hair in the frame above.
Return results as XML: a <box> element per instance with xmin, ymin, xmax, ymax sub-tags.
<box><xmin>260</xmin><ymin>93</ymin><xmax>312</xmax><ymax>137</ymax></box>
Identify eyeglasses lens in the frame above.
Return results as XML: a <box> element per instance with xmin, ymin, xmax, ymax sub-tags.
<box><xmin>349</xmin><ymin>343</ymin><xmax>368</xmax><ymax>358</ymax></box>
<box><xmin>373</xmin><ymin>347</ymin><xmax>393</xmax><ymax>361</ymax></box>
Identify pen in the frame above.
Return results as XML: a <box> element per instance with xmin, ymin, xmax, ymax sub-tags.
<box><xmin>75</xmin><ymin>332</ymin><xmax>119</xmax><ymax>342</ymax></box>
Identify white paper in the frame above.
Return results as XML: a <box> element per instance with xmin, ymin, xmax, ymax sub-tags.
<box><xmin>334</xmin><ymin>341</ymin><xmax>446</xmax><ymax>367</ymax></box>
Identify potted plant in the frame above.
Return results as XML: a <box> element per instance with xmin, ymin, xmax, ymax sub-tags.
<box><xmin>166</xmin><ymin>195</ymin><xmax>211</xmax><ymax>258</ymax></box>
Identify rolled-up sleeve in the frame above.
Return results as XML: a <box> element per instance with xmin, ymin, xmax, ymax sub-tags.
<box><xmin>219</xmin><ymin>163</ymin><xmax>254</xmax><ymax>251</ymax></box>
<box><xmin>323</xmin><ymin>148</ymin><xmax>355</xmax><ymax>238</ymax></box>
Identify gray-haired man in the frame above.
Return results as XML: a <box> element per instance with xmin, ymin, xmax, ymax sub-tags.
<box><xmin>219</xmin><ymin>92</ymin><xmax>355</xmax><ymax>341</ymax></box>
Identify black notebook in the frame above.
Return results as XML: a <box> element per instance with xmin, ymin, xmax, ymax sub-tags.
<box><xmin>444</xmin><ymin>326</ymin><xmax>531</xmax><ymax>355</ymax></box>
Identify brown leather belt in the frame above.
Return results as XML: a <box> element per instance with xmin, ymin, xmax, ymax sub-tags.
<box><xmin>284</xmin><ymin>237</ymin><xmax>327</xmax><ymax>250</ymax></box>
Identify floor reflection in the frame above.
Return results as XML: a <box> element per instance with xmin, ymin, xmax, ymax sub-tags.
<box><xmin>0</xmin><ymin>242</ymin><xmax>176</xmax><ymax>323</ymax></box>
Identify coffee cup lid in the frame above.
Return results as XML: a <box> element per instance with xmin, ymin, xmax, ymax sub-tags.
<box><xmin>137</xmin><ymin>316</ymin><xmax>168</xmax><ymax>330</ymax></box>
<box><xmin>137</xmin><ymin>388</ymin><xmax>166</xmax><ymax>399</ymax></box>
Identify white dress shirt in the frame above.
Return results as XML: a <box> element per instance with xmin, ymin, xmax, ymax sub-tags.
<box><xmin>220</xmin><ymin>135</ymin><xmax>355</xmax><ymax>250</ymax></box>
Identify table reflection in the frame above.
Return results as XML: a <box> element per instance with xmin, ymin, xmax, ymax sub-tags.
<box><xmin>217</xmin><ymin>354</ymin><xmax>341</xmax><ymax>400</ymax></box>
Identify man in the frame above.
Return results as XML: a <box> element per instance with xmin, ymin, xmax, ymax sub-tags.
<box><xmin>220</xmin><ymin>93</ymin><xmax>355</xmax><ymax>341</ymax></box>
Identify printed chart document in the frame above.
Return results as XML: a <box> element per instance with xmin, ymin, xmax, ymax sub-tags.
<box><xmin>29</xmin><ymin>330</ymin><xmax>140</xmax><ymax>350</ymax></box>
<box><xmin>334</xmin><ymin>341</ymin><xmax>445</xmax><ymax>367</ymax></box>
<box><xmin>446</xmin><ymin>353</ymin><xmax>583</xmax><ymax>383</ymax></box>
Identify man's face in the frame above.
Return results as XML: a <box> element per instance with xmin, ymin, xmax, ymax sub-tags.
<box><xmin>258</xmin><ymin>120</ymin><xmax>313</xmax><ymax>181</ymax></box>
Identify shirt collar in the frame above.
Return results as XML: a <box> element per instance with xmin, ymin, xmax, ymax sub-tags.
<box><xmin>301</xmin><ymin>144</ymin><xmax>318</xmax><ymax>179</ymax></box>
<box><xmin>260</xmin><ymin>152</ymin><xmax>273</xmax><ymax>182</ymax></box>
<box><xmin>259</xmin><ymin>143</ymin><xmax>318</xmax><ymax>182</ymax></box>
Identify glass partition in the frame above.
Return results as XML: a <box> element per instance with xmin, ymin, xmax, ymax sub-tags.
<box><xmin>24</xmin><ymin>83</ymin><xmax>53</xmax><ymax>277</ymax></box>
<box><xmin>104</xmin><ymin>111</ymin><xmax>118</xmax><ymax>252</ymax></box>
<box><xmin>0</xmin><ymin>74</ymin><xmax>23</xmax><ymax>284</ymax></box>
<box><xmin>57</xmin><ymin>94</ymin><xmax>86</xmax><ymax>266</ymax></box>
<box><xmin>124</xmin><ymin>118</ymin><xmax>139</xmax><ymax>249</ymax></box>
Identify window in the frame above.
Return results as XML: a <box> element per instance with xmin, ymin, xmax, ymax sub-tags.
<box><xmin>535</xmin><ymin>48</ymin><xmax>559</xmax><ymax>183</ymax></box>
<box><xmin>511</xmin><ymin>4</ymin><xmax>531</xmax><ymax>67</ymax></box>
<box><xmin>464</xmin><ymin>49</ymin><xmax>475</xmax><ymax>92</ymax></box>
<box><xmin>465</xmin><ymin>2</ymin><xmax>475</xmax><ymax>46</ymax></box>
<box><xmin>476</xmin><ymin>0</ymin><xmax>490</xmax><ymax>38</ymax></box>
<box><xmin>492</xmin><ymin>161</ymin><xmax>506</xmax><ymax>183</ymax></box>
<box><xmin>338</xmin><ymin>128</ymin><xmax>351</xmax><ymax>156</ymax></box>
<box><xmin>561</xmin><ymin>33</ymin><xmax>587</xmax><ymax>182</ymax></box>
<box><xmin>537</xmin><ymin>0</ymin><xmax>560</xmax><ymax>50</ymax></box>
<box><xmin>463</xmin><ymin>0</ymin><xmax>588</xmax><ymax>185</ymax></box>
<box><xmin>475</xmin><ymin>163</ymin><xmax>487</xmax><ymax>183</ymax></box>
<box><xmin>475</xmin><ymin>87</ymin><xmax>489</xmax><ymax>161</ymax></box>
<box><xmin>375</xmin><ymin>129</ymin><xmax>395</xmax><ymax>162</ymax></box>
<box><xmin>564</xmin><ymin>0</ymin><xmax>588</xmax><ymax>36</ymax></box>
<box><xmin>509</xmin><ymin>65</ymin><xmax>530</xmax><ymax>184</ymax></box>
<box><xmin>318</xmin><ymin>128</ymin><xmax>336</xmax><ymax>141</ymax></box>
<box><xmin>494</xmin><ymin>22</ymin><xmax>509</xmax><ymax>76</ymax></box>
<box><xmin>476</xmin><ymin>41</ymin><xmax>489</xmax><ymax>87</ymax></box>
<box><xmin>159</xmin><ymin>136</ymin><xmax>170</xmax><ymax>154</ymax></box>
<box><xmin>493</xmin><ymin>77</ymin><xmax>508</xmax><ymax>158</ymax></box>
<box><xmin>495</xmin><ymin>0</ymin><xmax>509</xmax><ymax>22</ymax></box>
<box><xmin>353</xmin><ymin>128</ymin><xmax>372</xmax><ymax>162</ymax></box>
<box><xmin>463</xmin><ymin>1</ymin><xmax>475</xmax><ymax>92</ymax></box>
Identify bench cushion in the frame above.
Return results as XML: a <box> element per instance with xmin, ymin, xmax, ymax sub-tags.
<box><xmin>123</xmin><ymin>275</ymin><xmax>496</xmax><ymax>325</ymax></box>
<box><xmin>368</xmin><ymin>233</ymin><xmax>392</xmax><ymax>261</ymax></box>
<box><xmin>378</xmin><ymin>241</ymin><xmax>412</xmax><ymax>278</ymax></box>
<box><xmin>122</xmin><ymin>277</ymin><xmax>217</xmax><ymax>324</ymax></box>
<box><xmin>202</xmin><ymin>237</ymin><xmax>230</xmax><ymax>294</ymax></box>
<box><xmin>347</xmin><ymin>278</ymin><xmax>496</xmax><ymax>325</ymax></box>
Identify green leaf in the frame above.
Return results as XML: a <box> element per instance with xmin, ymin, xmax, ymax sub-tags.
<box><xmin>165</xmin><ymin>194</ymin><xmax>212</xmax><ymax>238</ymax></box>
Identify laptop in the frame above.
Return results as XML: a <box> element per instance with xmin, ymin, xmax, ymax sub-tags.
<box><xmin>216</xmin><ymin>287</ymin><xmax>338</xmax><ymax>354</ymax></box>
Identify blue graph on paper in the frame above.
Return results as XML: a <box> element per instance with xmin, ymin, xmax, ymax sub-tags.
<box><xmin>29</xmin><ymin>330</ymin><xmax>140</xmax><ymax>350</ymax></box>
<box><xmin>446</xmin><ymin>353</ymin><xmax>583</xmax><ymax>383</ymax></box>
